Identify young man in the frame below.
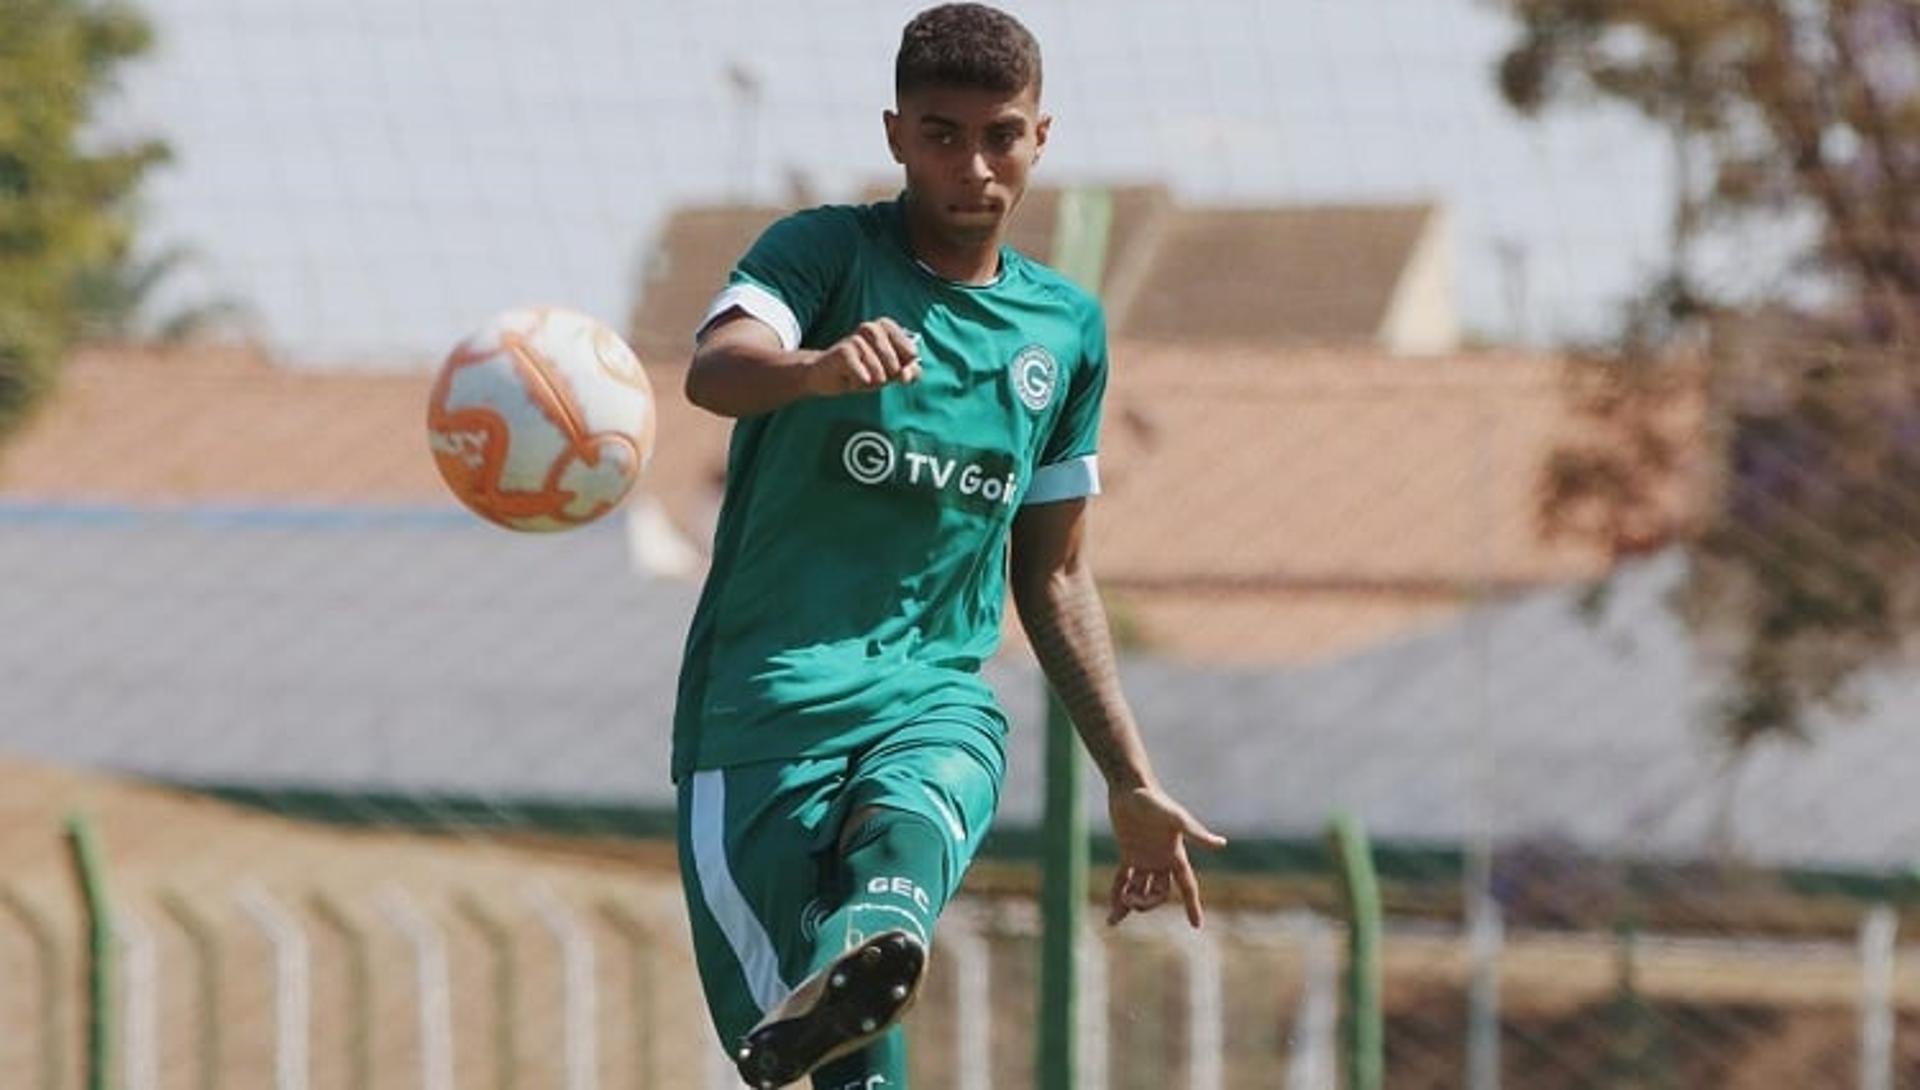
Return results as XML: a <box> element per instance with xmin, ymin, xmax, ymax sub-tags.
<box><xmin>674</xmin><ymin>5</ymin><xmax>1225</xmax><ymax>1086</ymax></box>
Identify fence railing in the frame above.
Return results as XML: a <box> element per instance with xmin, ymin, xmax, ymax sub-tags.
<box><xmin>4</xmin><ymin>811</ymin><xmax>1916</xmax><ymax>1090</ymax></box>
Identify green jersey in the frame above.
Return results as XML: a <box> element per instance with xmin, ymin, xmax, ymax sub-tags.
<box><xmin>672</xmin><ymin>198</ymin><xmax>1108</xmax><ymax>779</ymax></box>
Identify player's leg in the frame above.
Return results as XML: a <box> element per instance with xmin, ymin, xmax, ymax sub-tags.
<box><xmin>741</xmin><ymin>925</ymin><xmax>922</xmax><ymax>1089</ymax></box>
<box><xmin>675</xmin><ymin>758</ymin><xmax>846</xmax><ymax>1074</ymax></box>
<box><xmin>829</xmin><ymin>713</ymin><xmax>1006</xmax><ymax>941</ymax></box>
<box><xmin>741</xmin><ymin>714</ymin><xmax>1007</xmax><ymax>1088</ymax></box>
<box><xmin>733</xmin><ymin>806</ymin><xmax>945</xmax><ymax>1088</ymax></box>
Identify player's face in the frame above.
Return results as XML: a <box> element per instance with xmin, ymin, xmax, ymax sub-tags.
<box><xmin>885</xmin><ymin>82</ymin><xmax>1049</xmax><ymax>248</ymax></box>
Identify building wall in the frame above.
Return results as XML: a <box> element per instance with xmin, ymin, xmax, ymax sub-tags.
<box><xmin>1378</xmin><ymin>206</ymin><xmax>1460</xmax><ymax>356</ymax></box>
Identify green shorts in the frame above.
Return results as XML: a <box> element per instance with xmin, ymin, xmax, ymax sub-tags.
<box><xmin>675</xmin><ymin>712</ymin><xmax>1006</xmax><ymax>1049</ymax></box>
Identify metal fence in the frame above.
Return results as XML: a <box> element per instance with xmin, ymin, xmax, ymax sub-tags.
<box><xmin>3</xmin><ymin>818</ymin><xmax>1915</xmax><ymax>1088</ymax></box>
<box><xmin>7</xmin><ymin>0</ymin><xmax>1920</xmax><ymax>1087</ymax></box>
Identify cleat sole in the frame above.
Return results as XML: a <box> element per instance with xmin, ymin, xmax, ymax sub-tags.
<box><xmin>733</xmin><ymin>930</ymin><xmax>926</xmax><ymax>1088</ymax></box>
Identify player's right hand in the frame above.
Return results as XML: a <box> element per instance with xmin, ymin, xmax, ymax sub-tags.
<box><xmin>1106</xmin><ymin>785</ymin><xmax>1228</xmax><ymax>929</ymax></box>
<box><xmin>802</xmin><ymin>318</ymin><xmax>922</xmax><ymax>396</ymax></box>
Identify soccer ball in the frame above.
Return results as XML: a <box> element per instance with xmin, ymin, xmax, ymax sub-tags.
<box><xmin>427</xmin><ymin>306</ymin><xmax>657</xmax><ymax>532</ymax></box>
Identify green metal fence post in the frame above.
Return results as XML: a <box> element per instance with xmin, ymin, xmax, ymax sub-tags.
<box><xmin>1035</xmin><ymin>182</ymin><xmax>1114</xmax><ymax>1090</ymax></box>
<box><xmin>1037</xmin><ymin>689</ymin><xmax>1086</xmax><ymax>1090</ymax></box>
<box><xmin>1327</xmin><ymin>812</ymin><xmax>1382</xmax><ymax>1090</ymax></box>
<box><xmin>1052</xmin><ymin>186</ymin><xmax>1113</xmax><ymax>297</ymax></box>
<box><xmin>65</xmin><ymin>814</ymin><xmax>115</xmax><ymax>1090</ymax></box>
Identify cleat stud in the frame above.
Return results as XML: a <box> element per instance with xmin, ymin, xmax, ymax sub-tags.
<box><xmin>862</xmin><ymin>945</ymin><xmax>883</xmax><ymax>964</ymax></box>
<box><xmin>891</xmin><ymin>984</ymin><xmax>909</xmax><ymax>1001</ymax></box>
<box><xmin>830</xmin><ymin>972</ymin><xmax>847</xmax><ymax>989</ymax></box>
<box><xmin>860</xmin><ymin>1017</ymin><xmax>878</xmax><ymax>1033</ymax></box>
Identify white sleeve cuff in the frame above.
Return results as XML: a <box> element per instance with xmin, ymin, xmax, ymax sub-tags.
<box><xmin>1022</xmin><ymin>455</ymin><xmax>1101</xmax><ymax>505</ymax></box>
<box><xmin>696</xmin><ymin>282</ymin><xmax>802</xmax><ymax>351</ymax></box>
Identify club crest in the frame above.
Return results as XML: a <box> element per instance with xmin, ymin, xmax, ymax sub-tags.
<box><xmin>1011</xmin><ymin>345</ymin><xmax>1057</xmax><ymax>412</ymax></box>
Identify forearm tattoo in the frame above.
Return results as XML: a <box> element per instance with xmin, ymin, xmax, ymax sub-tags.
<box><xmin>1021</xmin><ymin>567</ymin><xmax>1150</xmax><ymax>789</ymax></box>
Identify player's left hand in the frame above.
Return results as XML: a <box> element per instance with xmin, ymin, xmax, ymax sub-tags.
<box><xmin>1105</xmin><ymin>785</ymin><xmax>1227</xmax><ymax>928</ymax></box>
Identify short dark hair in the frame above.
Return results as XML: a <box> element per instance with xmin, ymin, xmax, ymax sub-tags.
<box><xmin>895</xmin><ymin>3</ymin><xmax>1042</xmax><ymax>99</ymax></box>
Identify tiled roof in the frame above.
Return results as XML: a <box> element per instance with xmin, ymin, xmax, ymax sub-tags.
<box><xmin>623</xmin><ymin>188</ymin><xmax>1177</xmax><ymax>353</ymax></box>
<box><xmin>1094</xmin><ymin>345</ymin><xmax>1619</xmax><ymax>589</ymax></box>
<box><xmin>0</xmin><ymin>510</ymin><xmax>690</xmax><ymax>802</ymax></box>
<box><xmin>645</xmin><ymin>348</ymin><xmax>1628</xmax><ymax>620</ymax></box>
<box><xmin>0</xmin><ymin>345</ymin><xmax>732</xmax><ymax>553</ymax></box>
<box><xmin>3</xmin><ymin>514</ymin><xmax>1916</xmax><ymax>869</ymax></box>
<box><xmin>3</xmin><ymin>342</ymin><xmax>1688</xmax><ymax>664</ymax></box>
<box><xmin>1105</xmin><ymin>586</ymin><xmax>1469</xmax><ymax>666</ymax></box>
<box><xmin>1114</xmin><ymin>204</ymin><xmax>1434</xmax><ymax>345</ymax></box>
<box><xmin>626</xmin><ymin>189</ymin><xmax>1428</xmax><ymax>352</ymax></box>
<box><xmin>0</xmin><ymin>344</ymin><xmax>445</xmax><ymax>504</ymax></box>
<box><xmin>626</xmin><ymin>205</ymin><xmax>791</xmax><ymax>359</ymax></box>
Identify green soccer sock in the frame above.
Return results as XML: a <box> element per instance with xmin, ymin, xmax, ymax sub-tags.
<box><xmin>809</xmin><ymin>1026</ymin><xmax>905</xmax><ymax>1090</ymax></box>
<box><xmin>804</xmin><ymin>808</ymin><xmax>951</xmax><ymax>1089</ymax></box>
<box><xmin>818</xmin><ymin>806</ymin><xmax>950</xmax><ymax>958</ymax></box>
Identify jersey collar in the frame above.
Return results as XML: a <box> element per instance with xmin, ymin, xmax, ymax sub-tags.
<box><xmin>888</xmin><ymin>195</ymin><xmax>1012</xmax><ymax>290</ymax></box>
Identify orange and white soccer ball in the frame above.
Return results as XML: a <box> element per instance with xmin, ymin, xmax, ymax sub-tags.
<box><xmin>427</xmin><ymin>306</ymin><xmax>657</xmax><ymax>532</ymax></box>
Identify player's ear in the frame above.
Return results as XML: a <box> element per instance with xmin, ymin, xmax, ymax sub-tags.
<box><xmin>1033</xmin><ymin>112</ymin><xmax>1052</xmax><ymax>164</ymax></box>
<box><xmin>883</xmin><ymin>109</ymin><xmax>904</xmax><ymax>164</ymax></box>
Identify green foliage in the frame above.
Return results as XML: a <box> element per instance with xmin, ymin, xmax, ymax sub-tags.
<box><xmin>1503</xmin><ymin>0</ymin><xmax>1920</xmax><ymax>745</ymax></box>
<box><xmin>70</xmin><ymin>242</ymin><xmax>249</xmax><ymax>342</ymax></box>
<box><xmin>0</xmin><ymin>0</ymin><xmax>166</xmax><ymax>443</ymax></box>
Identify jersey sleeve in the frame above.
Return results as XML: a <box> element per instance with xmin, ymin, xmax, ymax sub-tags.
<box><xmin>1024</xmin><ymin>302</ymin><xmax>1109</xmax><ymax>506</ymax></box>
<box><xmin>695</xmin><ymin>207</ymin><xmax>857</xmax><ymax>350</ymax></box>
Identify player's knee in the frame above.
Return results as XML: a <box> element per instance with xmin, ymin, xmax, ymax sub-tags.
<box><xmin>841</xmin><ymin>807</ymin><xmax>949</xmax><ymax>866</ymax></box>
<box><xmin>840</xmin><ymin>808</ymin><xmax>952</xmax><ymax>914</ymax></box>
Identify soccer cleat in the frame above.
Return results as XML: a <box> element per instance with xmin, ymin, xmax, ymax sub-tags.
<box><xmin>734</xmin><ymin>929</ymin><xmax>928</xmax><ymax>1089</ymax></box>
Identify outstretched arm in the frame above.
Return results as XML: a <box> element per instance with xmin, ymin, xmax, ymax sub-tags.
<box><xmin>1009</xmin><ymin>498</ymin><xmax>1227</xmax><ymax>927</ymax></box>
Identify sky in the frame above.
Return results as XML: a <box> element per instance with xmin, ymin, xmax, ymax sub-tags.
<box><xmin>108</xmin><ymin>0</ymin><xmax>1694</xmax><ymax>366</ymax></box>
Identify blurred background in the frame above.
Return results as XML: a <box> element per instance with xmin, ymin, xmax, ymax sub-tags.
<box><xmin>4</xmin><ymin>0</ymin><xmax>1920</xmax><ymax>1086</ymax></box>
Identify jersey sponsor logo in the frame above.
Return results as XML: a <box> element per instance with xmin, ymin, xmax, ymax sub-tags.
<box><xmin>1012</xmin><ymin>344</ymin><xmax>1058</xmax><ymax>412</ymax></box>
<box><xmin>827</xmin><ymin>424</ymin><xmax>1019</xmax><ymax>512</ymax></box>
<box><xmin>841</xmin><ymin>430</ymin><xmax>897</xmax><ymax>485</ymax></box>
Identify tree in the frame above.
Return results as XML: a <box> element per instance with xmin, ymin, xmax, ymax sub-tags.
<box><xmin>0</xmin><ymin>0</ymin><xmax>166</xmax><ymax>443</ymax></box>
<box><xmin>1499</xmin><ymin>0</ymin><xmax>1920</xmax><ymax>745</ymax></box>
<box><xmin>70</xmin><ymin>241</ymin><xmax>251</xmax><ymax>342</ymax></box>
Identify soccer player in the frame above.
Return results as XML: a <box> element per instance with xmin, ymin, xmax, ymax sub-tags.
<box><xmin>673</xmin><ymin>4</ymin><xmax>1226</xmax><ymax>1086</ymax></box>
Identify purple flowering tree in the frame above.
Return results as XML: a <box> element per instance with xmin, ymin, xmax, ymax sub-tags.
<box><xmin>1500</xmin><ymin>0</ymin><xmax>1920</xmax><ymax>743</ymax></box>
